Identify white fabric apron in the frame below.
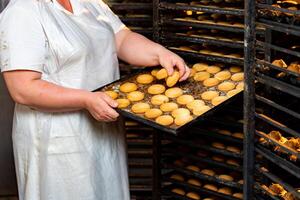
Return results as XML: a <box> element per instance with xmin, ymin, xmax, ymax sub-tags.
<box><xmin>1</xmin><ymin>0</ymin><xmax>130</xmax><ymax>200</ymax></box>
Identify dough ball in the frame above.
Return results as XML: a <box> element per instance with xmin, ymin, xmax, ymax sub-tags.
<box><xmin>231</xmin><ymin>72</ymin><xmax>244</xmax><ymax>82</ymax></box>
<box><xmin>226</xmin><ymin>159</ymin><xmax>240</xmax><ymax>166</ymax></box>
<box><xmin>236</xmin><ymin>82</ymin><xmax>244</xmax><ymax>90</ymax></box>
<box><xmin>174</xmin><ymin>115</ymin><xmax>193</xmax><ymax>126</ymax></box>
<box><xmin>187</xmin><ymin>179</ymin><xmax>202</xmax><ymax>187</ymax></box>
<box><xmin>227</xmin><ymin>89</ymin><xmax>242</xmax><ymax>97</ymax></box>
<box><xmin>155</xmin><ymin>115</ymin><xmax>174</xmax><ymax>126</ymax></box>
<box><xmin>171</xmin><ymin>188</ymin><xmax>185</xmax><ymax>196</ymax></box>
<box><xmin>116</xmin><ymin>99</ymin><xmax>131</xmax><ymax>108</ymax></box>
<box><xmin>151</xmin><ymin>95</ymin><xmax>169</xmax><ymax>105</ymax></box>
<box><xmin>193</xmin><ymin>62</ymin><xmax>209</xmax><ymax>71</ymax></box>
<box><xmin>203</xmin><ymin>184</ymin><xmax>218</xmax><ymax>191</ymax></box>
<box><xmin>156</xmin><ymin>68</ymin><xmax>168</xmax><ymax>80</ymax></box>
<box><xmin>192</xmin><ymin>105</ymin><xmax>211</xmax><ymax>116</ymax></box>
<box><xmin>171</xmin><ymin>108</ymin><xmax>191</xmax><ymax>118</ymax></box>
<box><xmin>211</xmin><ymin>96</ymin><xmax>228</xmax><ymax>106</ymax></box>
<box><xmin>201</xmin><ymin>91</ymin><xmax>219</xmax><ymax>100</ymax></box>
<box><xmin>166</xmin><ymin>71</ymin><xmax>180</xmax><ymax>87</ymax></box>
<box><xmin>185</xmin><ymin>165</ymin><xmax>200</xmax><ymax>172</ymax></box>
<box><xmin>218</xmin><ymin>187</ymin><xmax>232</xmax><ymax>195</ymax></box>
<box><xmin>229</xmin><ymin>66</ymin><xmax>242</xmax><ymax>73</ymax></box>
<box><xmin>232</xmin><ymin>132</ymin><xmax>244</xmax><ymax>139</ymax></box>
<box><xmin>165</xmin><ymin>87</ymin><xmax>183</xmax><ymax>98</ymax></box>
<box><xmin>206</xmin><ymin>66</ymin><xmax>221</xmax><ymax>74</ymax></box>
<box><xmin>201</xmin><ymin>169</ymin><xmax>216</xmax><ymax>176</ymax></box>
<box><xmin>233</xmin><ymin>193</ymin><xmax>243</xmax><ymax>199</ymax></box>
<box><xmin>186</xmin><ymin>99</ymin><xmax>205</xmax><ymax>110</ymax></box>
<box><xmin>145</xmin><ymin>108</ymin><xmax>163</xmax><ymax>119</ymax></box>
<box><xmin>131</xmin><ymin>103</ymin><xmax>150</xmax><ymax>114</ymax></box>
<box><xmin>218</xmin><ymin>82</ymin><xmax>235</xmax><ymax>92</ymax></box>
<box><xmin>127</xmin><ymin>91</ymin><xmax>145</xmax><ymax>102</ymax></box>
<box><xmin>226</xmin><ymin>146</ymin><xmax>241</xmax><ymax>153</ymax></box>
<box><xmin>203</xmin><ymin>78</ymin><xmax>220</xmax><ymax>87</ymax></box>
<box><xmin>186</xmin><ymin>192</ymin><xmax>201</xmax><ymax>200</ymax></box>
<box><xmin>176</xmin><ymin>95</ymin><xmax>195</xmax><ymax>105</ymax></box>
<box><xmin>194</xmin><ymin>71</ymin><xmax>211</xmax><ymax>81</ymax></box>
<box><xmin>151</xmin><ymin>69</ymin><xmax>159</xmax><ymax>76</ymax></box>
<box><xmin>218</xmin><ymin>174</ymin><xmax>234</xmax><ymax>181</ymax></box>
<box><xmin>215</xmin><ymin>71</ymin><xmax>231</xmax><ymax>81</ymax></box>
<box><xmin>160</xmin><ymin>102</ymin><xmax>179</xmax><ymax>112</ymax></box>
<box><xmin>136</xmin><ymin>74</ymin><xmax>154</xmax><ymax>84</ymax></box>
<box><xmin>212</xmin><ymin>142</ymin><xmax>226</xmax><ymax>149</ymax></box>
<box><xmin>120</xmin><ymin>82</ymin><xmax>138</xmax><ymax>93</ymax></box>
<box><xmin>104</xmin><ymin>90</ymin><xmax>118</xmax><ymax>100</ymax></box>
<box><xmin>148</xmin><ymin>84</ymin><xmax>166</xmax><ymax>95</ymax></box>
<box><xmin>170</xmin><ymin>174</ymin><xmax>184</xmax><ymax>181</ymax></box>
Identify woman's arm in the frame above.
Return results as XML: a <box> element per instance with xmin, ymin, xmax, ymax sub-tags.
<box><xmin>3</xmin><ymin>70</ymin><xmax>119</xmax><ymax>121</ymax></box>
<box><xmin>115</xmin><ymin>29</ymin><xmax>190</xmax><ymax>81</ymax></box>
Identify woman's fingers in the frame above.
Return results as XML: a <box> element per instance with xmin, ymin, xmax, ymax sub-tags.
<box><xmin>102</xmin><ymin>93</ymin><xmax>118</xmax><ymax>108</ymax></box>
<box><xmin>161</xmin><ymin>59</ymin><xmax>174</xmax><ymax>76</ymax></box>
<box><xmin>180</xmin><ymin>65</ymin><xmax>191</xmax><ymax>81</ymax></box>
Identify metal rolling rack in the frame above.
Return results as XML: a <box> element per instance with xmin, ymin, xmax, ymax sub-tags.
<box><xmin>245</xmin><ymin>0</ymin><xmax>300</xmax><ymax>199</ymax></box>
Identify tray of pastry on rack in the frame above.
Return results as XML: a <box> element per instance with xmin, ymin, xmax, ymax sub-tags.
<box><xmin>97</xmin><ymin>63</ymin><xmax>244</xmax><ymax>134</ymax></box>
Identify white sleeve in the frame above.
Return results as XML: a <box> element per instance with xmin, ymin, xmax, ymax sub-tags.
<box><xmin>0</xmin><ymin>7</ymin><xmax>46</xmax><ymax>73</ymax></box>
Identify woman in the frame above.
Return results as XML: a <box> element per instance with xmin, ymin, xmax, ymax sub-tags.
<box><xmin>0</xmin><ymin>0</ymin><xmax>190</xmax><ymax>199</ymax></box>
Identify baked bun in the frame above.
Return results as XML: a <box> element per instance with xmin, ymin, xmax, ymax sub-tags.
<box><xmin>203</xmin><ymin>78</ymin><xmax>220</xmax><ymax>87</ymax></box>
<box><xmin>160</xmin><ymin>102</ymin><xmax>179</xmax><ymax>112</ymax></box>
<box><xmin>155</xmin><ymin>115</ymin><xmax>174</xmax><ymax>126</ymax></box>
<box><xmin>201</xmin><ymin>91</ymin><xmax>219</xmax><ymax>100</ymax></box>
<box><xmin>212</xmin><ymin>142</ymin><xmax>226</xmax><ymax>149</ymax></box>
<box><xmin>211</xmin><ymin>96</ymin><xmax>228</xmax><ymax>106</ymax></box>
<box><xmin>218</xmin><ymin>187</ymin><xmax>232</xmax><ymax>195</ymax></box>
<box><xmin>203</xmin><ymin>184</ymin><xmax>218</xmax><ymax>191</ymax></box>
<box><xmin>233</xmin><ymin>193</ymin><xmax>243</xmax><ymax>199</ymax></box>
<box><xmin>148</xmin><ymin>84</ymin><xmax>166</xmax><ymax>95</ymax></box>
<box><xmin>189</xmin><ymin>68</ymin><xmax>197</xmax><ymax>77</ymax></box>
<box><xmin>186</xmin><ymin>165</ymin><xmax>200</xmax><ymax>172</ymax></box>
<box><xmin>131</xmin><ymin>103</ymin><xmax>150</xmax><ymax>114</ymax></box>
<box><xmin>166</xmin><ymin>71</ymin><xmax>180</xmax><ymax>87</ymax></box>
<box><xmin>238</xmin><ymin>180</ymin><xmax>243</xmax><ymax>184</ymax></box>
<box><xmin>192</xmin><ymin>105</ymin><xmax>211</xmax><ymax>116</ymax></box>
<box><xmin>151</xmin><ymin>69</ymin><xmax>159</xmax><ymax>76</ymax></box>
<box><xmin>116</xmin><ymin>99</ymin><xmax>130</xmax><ymax>108</ymax></box>
<box><xmin>218</xmin><ymin>129</ymin><xmax>232</xmax><ymax>136</ymax></box>
<box><xmin>236</xmin><ymin>82</ymin><xmax>244</xmax><ymax>90</ymax></box>
<box><xmin>170</xmin><ymin>174</ymin><xmax>185</xmax><ymax>181</ymax></box>
<box><xmin>136</xmin><ymin>74</ymin><xmax>154</xmax><ymax>84</ymax></box>
<box><xmin>145</xmin><ymin>108</ymin><xmax>163</xmax><ymax>119</ymax></box>
<box><xmin>217</xmin><ymin>82</ymin><xmax>235</xmax><ymax>92</ymax></box>
<box><xmin>201</xmin><ymin>169</ymin><xmax>216</xmax><ymax>176</ymax></box>
<box><xmin>187</xmin><ymin>99</ymin><xmax>205</xmax><ymax>110</ymax></box>
<box><xmin>171</xmin><ymin>108</ymin><xmax>191</xmax><ymax>118</ymax></box>
<box><xmin>206</xmin><ymin>66</ymin><xmax>221</xmax><ymax>74</ymax></box>
<box><xmin>218</xmin><ymin>174</ymin><xmax>234</xmax><ymax>181</ymax></box>
<box><xmin>177</xmin><ymin>95</ymin><xmax>195</xmax><ymax>105</ymax></box>
<box><xmin>227</xmin><ymin>89</ymin><xmax>242</xmax><ymax>97</ymax></box>
<box><xmin>105</xmin><ymin>91</ymin><xmax>118</xmax><ymax>100</ymax></box>
<box><xmin>174</xmin><ymin>115</ymin><xmax>193</xmax><ymax>126</ymax></box>
<box><xmin>127</xmin><ymin>91</ymin><xmax>145</xmax><ymax>102</ymax></box>
<box><xmin>229</xmin><ymin>66</ymin><xmax>242</xmax><ymax>73</ymax></box>
<box><xmin>186</xmin><ymin>192</ymin><xmax>201</xmax><ymax>200</ymax></box>
<box><xmin>120</xmin><ymin>82</ymin><xmax>138</xmax><ymax>93</ymax></box>
<box><xmin>156</xmin><ymin>68</ymin><xmax>168</xmax><ymax>80</ymax></box>
<box><xmin>215</xmin><ymin>71</ymin><xmax>231</xmax><ymax>81</ymax></box>
<box><xmin>193</xmin><ymin>63</ymin><xmax>209</xmax><ymax>71</ymax></box>
<box><xmin>187</xmin><ymin>179</ymin><xmax>202</xmax><ymax>187</ymax></box>
<box><xmin>151</xmin><ymin>95</ymin><xmax>169</xmax><ymax>105</ymax></box>
<box><xmin>231</xmin><ymin>72</ymin><xmax>244</xmax><ymax>82</ymax></box>
<box><xmin>203</xmin><ymin>198</ymin><xmax>216</xmax><ymax>200</ymax></box>
<box><xmin>232</xmin><ymin>132</ymin><xmax>244</xmax><ymax>139</ymax></box>
<box><xmin>226</xmin><ymin>146</ymin><xmax>241</xmax><ymax>153</ymax></box>
<box><xmin>226</xmin><ymin>159</ymin><xmax>240</xmax><ymax>166</ymax></box>
<box><xmin>171</xmin><ymin>188</ymin><xmax>185</xmax><ymax>195</ymax></box>
<box><xmin>165</xmin><ymin>87</ymin><xmax>183</xmax><ymax>98</ymax></box>
<box><xmin>194</xmin><ymin>72</ymin><xmax>211</xmax><ymax>81</ymax></box>
<box><xmin>212</xmin><ymin>155</ymin><xmax>225</xmax><ymax>162</ymax></box>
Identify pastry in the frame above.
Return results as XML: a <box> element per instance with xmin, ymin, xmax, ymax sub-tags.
<box><xmin>160</xmin><ymin>102</ymin><xmax>178</xmax><ymax>112</ymax></box>
<box><xmin>192</xmin><ymin>105</ymin><xmax>210</xmax><ymax>116</ymax></box>
<box><xmin>151</xmin><ymin>69</ymin><xmax>159</xmax><ymax>76</ymax></box>
<box><xmin>165</xmin><ymin>87</ymin><xmax>183</xmax><ymax>98</ymax></box>
<box><xmin>155</xmin><ymin>115</ymin><xmax>174</xmax><ymax>126</ymax></box>
<box><xmin>174</xmin><ymin>159</ymin><xmax>185</xmax><ymax>167</ymax></box>
<box><xmin>151</xmin><ymin>95</ymin><xmax>169</xmax><ymax>105</ymax></box>
<box><xmin>218</xmin><ymin>187</ymin><xmax>232</xmax><ymax>195</ymax></box>
<box><xmin>148</xmin><ymin>84</ymin><xmax>166</xmax><ymax>95</ymax></box>
<box><xmin>171</xmin><ymin>108</ymin><xmax>191</xmax><ymax>118</ymax></box>
<box><xmin>171</xmin><ymin>188</ymin><xmax>185</xmax><ymax>196</ymax></box>
<box><xmin>211</xmin><ymin>96</ymin><xmax>228</xmax><ymax>106</ymax></box>
<box><xmin>206</xmin><ymin>66</ymin><xmax>221</xmax><ymax>74</ymax></box>
<box><xmin>212</xmin><ymin>142</ymin><xmax>226</xmax><ymax>149</ymax></box>
<box><xmin>116</xmin><ymin>99</ymin><xmax>130</xmax><ymax>108</ymax></box>
<box><xmin>131</xmin><ymin>103</ymin><xmax>150</xmax><ymax>114</ymax></box>
<box><xmin>212</xmin><ymin>155</ymin><xmax>225</xmax><ymax>162</ymax></box>
<box><xmin>218</xmin><ymin>82</ymin><xmax>235</xmax><ymax>91</ymax></box>
<box><xmin>203</xmin><ymin>198</ymin><xmax>216</xmax><ymax>200</ymax></box>
<box><xmin>227</xmin><ymin>89</ymin><xmax>242</xmax><ymax>97</ymax></box>
<box><xmin>272</xmin><ymin>59</ymin><xmax>287</xmax><ymax>68</ymax></box>
<box><xmin>229</xmin><ymin>66</ymin><xmax>242</xmax><ymax>73</ymax></box>
<box><xmin>174</xmin><ymin>115</ymin><xmax>193</xmax><ymax>126</ymax></box>
<box><xmin>187</xmin><ymin>179</ymin><xmax>202</xmax><ymax>187</ymax></box>
<box><xmin>156</xmin><ymin>68</ymin><xmax>168</xmax><ymax>80</ymax></box>
<box><xmin>238</xmin><ymin>179</ymin><xmax>244</xmax><ymax>184</ymax></box>
<box><xmin>218</xmin><ymin>174</ymin><xmax>234</xmax><ymax>181</ymax></box>
<box><xmin>177</xmin><ymin>95</ymin><xmax>195</xmax><ymax>105</ymax></box>
<box><xmin>201</xmin><ymin>169</ymin><xmax>216</xmax><ymax>176</ymax></box>
<box><xmin>231</xmin><ymin>72</ymin><xmax>244</xmax><ymax>82</ymax></box>
<box><xmin>186</xmin><ymin>165</ymin><xmax>200</xmax><ymax>172</ymax></box>
<box><xmin>186</xmin><ymin>192</ymin><xmax>201</xmax><ymax>200</ymax></box>
<box><xmin>218</xmin><ymin>129</ymin><xmax>232</xmax><ymax>136</ymax></box>
<box><xmin>226</xmin><ymin>146</ymin><xmax>241</xmax><ymax>153</ymax></box>
<box><xmin>203</xmin><ymin>184</ymin><xmax>218</xmax><ymax>191</ymax></box>
<box><xmin>233</xmin><ymin>193</ymin><xmax>243</xmax><ymax>199</ymax></box>
<box><xmin>201</xmin><ymin>91</ymin><xmax>219</xmax><ymax>100</ymax></box>
<box><xmin>226</xmin><ymin>159</ymin><xmax>240</xmax><ymax>166</ymax></box>
<box><xmin>193</xmin><ymin>63</ymin><xmax>209</xmax><ymax>71</ymax></box>
<box><xmin>120</xmin><ymin>82</ymin><xmax>138</xmax><ymax>93</ymax></box>
<box><xmin>232</xmin><ymin>132</ymin><xmax>244</xmax><ymax>139</ymax></box>
<box><xmin>236</xmin><ymin>82</ymin><xmax>244</xmax><ymax>90</ymax></box>
<box><xmin>179</xmin><ymin>46</ymin><xmax>195</xmax><ymax>51</ymax></box>
<box><xmin>166</xmin><ymin>71</ymin><xmax>180</xmax><ymax>87</ymax></box>
<box><xmin>203</xmin><ymin>78</ymin><xmax>220</xmax><ymax>87</ymax></box>
<box><xmin>187</xmin><ymin>99</ymin><xmax>205</xmax><ymax>110</ymax></box>
<box><xmin>104</xmin><ymin>91</ymin><xmax>118</xmax><ymax>100</ymax></box>
<box><xmin>194</xmin><ymin>72</ymin><xmax>211</xmax><ymax>81</ymax></box>
<box><xmin>215</xmin><ymin>71</ymin><xmax>231</xmax><ymax>81</ymax></box>
<box><xmin>190</xmin><ymin>68</ymin><xmax>197</xmax><ymax>77</ymax></box>
<box><xmin>127</xmin><ymin>91</ymin><xmax>145</xmax><ymax>102</ymax></box>
<box><xmin>170</xmin><ymin>174</ymin><xmax>185</xmax><ymax>181</ymax></box>
<box><xmin>145</xmin><ymin>108</ymin><xmax>163</xmax><ymax>119</ymax></box>
<box><xmin>136</xmin><ymin>74</ymin><xmax>154</xmax><ymax>84</ymax></box>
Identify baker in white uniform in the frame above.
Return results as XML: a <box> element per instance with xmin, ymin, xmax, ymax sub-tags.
<box><xmin>0</xmin><ymin>0</ymin><xmax>190</xmax><ymax>199</ymax></box>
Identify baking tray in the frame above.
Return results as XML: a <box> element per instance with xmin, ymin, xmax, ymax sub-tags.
<box><xmin>94</xmin><ymin>68</ymin><xmax>244</xmax><ymax>134</ymax></box>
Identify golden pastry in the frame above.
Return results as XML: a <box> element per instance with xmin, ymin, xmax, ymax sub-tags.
<box><xmin>193</xmin><ymin>63</ymin><xmax>209</xmax><ymax>71</ymax></box>
<box><xmin>151</xmin><ymin>69</ymin><xmax>159</xmax><ymax>76</ymax></box>
<box><xmin>212</xmin><ymin>142</ymin><xmax>226</xmax><ymax>149</ymax></box>
<box><xmin>201</xmin><ymin>169</ymin><xmax>216</xmax><ymax>176</ymax></box>
<box><xmin>160</xmin><ymin>102</ymin><xmax>178</xmax><ymax>112</ymax></box>
<box><xmin>272</xmin><ymin>59</ymin><xmax>287</xmax><ymax>68</ymax></box>
<box><xmin>227</xmin><ymin>89</ymin><xmax>242</xmax><ymax>97</ymax></box>
<box><xmin>211</xmin><ymin>96</ymin><xmax>228</xmax><ymax>106</ymax></box>
<box><xmin>186</xmin><ymin>165</ymin><xmax>200</xmax><ymax>172</ymax></box>
<box><xmin>176</xmin><ymin>95</ymin><xmax>195</xmax><ymax>105</ymax></box>
<box><xmin>203</xmin><ymin>184</ymin><xmax>218</xmax><ymax>191</ymax></box>
<box><xmin>201</xmin><ymin>91</ymin><xmax>219</xmax><ymax>100</ymax></box>
<box><xmin>238</xmin><ymin>179</ymin><xmax>244</xmax><ymax>184</ymax></box>
<box><xmin>218</xmin><ymin>174</ymin><xmax>234</xmax><ymax>181</ymax></box>
<box><xmin>236</xmin><ymin>82</ymin><xmax>244</xmax><ymax>90</ymax></box>
<box><xmin>215</xmin><ymin>71</ymin><xmax>231</xmax><ymax>81</ymax></box>
<box><xmin>229</xmin><ymin>66</ymin><xmax>242</xmax><ymax>73</ymax></box>
<box><xmin>218</xmin><ymin>187</ymin><xmax>232</xmax><ymax>195</ymax></box>
<box><xmin>148</xmin><ymin>84</ymin><xmax>166</xmax><ymax>95</ymax></box>
<box><xmin>165</xmin><ymin>87</ymin><xmax>183</xmax><ymax>98</ymax></box>
<box><xmin>218</xmin><ymin>129</ymin><xmax>232</xmax><ymax>136</ymax></box>
<box><xmin>226</xmin><ymin>146</ymin><xmax>241</xmax><ymax>153</ymax></box>
<box><xmin>170</xmin><ymin>174</ymin><xmax>185</xmax><ymax>181</ymax></box>
<box><xmin>131</xmin><ymin>103</ymin><xmax>150</xmax><ymax>114</ymax></box>
<box><xmin>151</xmin><ymin>95</ymin><xmax>169</xmax><ymax>105</ymax></box>
<box><xmin>116</xmin><ymin>99</ymin><xmax>130</xmax><ymax>108</ymax></box>
<box><xmin>187</xmin><ymin>99</ymin><xmax>205</xmax><ymax>110</ymax></box>
<box><xmin>127</xmin><ymin>91</ymin><xmax>145</xmax><ymax>102</ymax></box>
<box><xmin>120</xmin><ymin>82</ymin><xmax>138</xmax><ymax>93</ymax></box>
<box><xmin>212</xmin><ymin>155</ymin><xmax>225</xmax><ymax>162</ymax></box>
<box><xmin>171</xmin><ymin>108</ymin><xmax>191</xmax><ymax>118</ymax></box>
<box><xmin>166</xmin><ymin>71</ymin><xmax>180</xmax><ymax>87</ymax></box>
<box><xmin>171</xmin><ymin>188</ymin><xmax>185</xmax><ymax>196</ymax></box>
<box><xmin>136</xmin><ymin>74</ymin><xmax>154</xmax><ymax>84</ymax></box>
<box><xmin>156</xmin><ymin>68</ymin><xmax>168</xmax><ymax>80</ymax></box>
<box><xmin>231</xmin><ymin>72</ymin><xmax>244</xmax><ymax>82</ymax></box>
<box><xmin>145</xmin><ymin>108</ymin><xmax>163</xmax><ymax>119</ymax></box>
<box><xmin>104</xmin><ymin>91</ymin><xmax>118</xmax><ymax>100</ymax></box>
<box><xmin>226</xmin><ymin>159</ymin><xmax>240</xmax><ymax>166</ymax></box>
<box><xmin>233</xmin><ymin>193</ymin><xmax>243</xmax><ymax>199</ymax></box>
<box><xmin>187</xmin><ymin>179</ymin><xmax>202</xmax><ymax>187</ymax></box>
<box><xmin>194</xmin><ymin>71</ymin><xmax>211</xmax><ymax>81</ymax></box>
<box><xmin>155</xmin><ymin>115</ymin><xmax>174</xmax><ymax>126</ymax></box>
<box><xmin>203</xmin><ymin>198</ymin><xmax>216</xmax><ymax>200</ymax></box>
<box><xmin>218</xmin><ymin>82</ymin><xmax>235</xmax><ymax>92</ymax></box>
<box><xmin>232</xmin><ymin>132</ymin><xmax>244</xmax><ymax>139</ymax></box>
<box><xmin>192</xmin><ymin>105</ymin><xmax>210</xmax><ymax>116</ymax></box>
<box><xmin>186</xmin><ymin>192</ymin><xmax>201</xmax><ymax>200</ymax></box>
<box><xmin>206</xmin><ymin>66</ymin><xmax>221</xmax><ymax>74</ymax></box>
<box><xmin>174</xmin><ymin>115</ymin><xmax>193</xmax><ymax>126</ymax></box>
<box><xmin>203</xmin><ymin>78</ymin><xmax>220</xmax><ymax>87</ymax></box>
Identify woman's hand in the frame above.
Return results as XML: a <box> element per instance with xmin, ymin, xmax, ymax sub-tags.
<box><xmin>85</xmin><ymin>92</ymin><xmax>119</xmax><ymax>122</ymax></box>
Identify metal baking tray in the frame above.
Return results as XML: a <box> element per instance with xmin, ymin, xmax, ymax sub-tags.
<box><xmin>95</xmin><ymin>68</ymin><xmax>244</xmax><ymax>134</ymax></box>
